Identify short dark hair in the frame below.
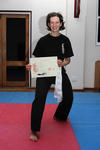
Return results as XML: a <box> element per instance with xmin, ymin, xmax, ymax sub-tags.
<box><xmin>46</xmin><ymin>12</ymin><xmax>65</xmax><ymax>31</ymax></box>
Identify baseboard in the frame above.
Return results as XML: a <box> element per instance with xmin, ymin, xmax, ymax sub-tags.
<box><xmin>73</xmin><ymin>88</ymin><xmax>100</xmax><ymax>92</ymax></box>
<box><xmin>0</xmin><ymin>87</ymin><xmax>99</xmax><ymax>92</ymax></box>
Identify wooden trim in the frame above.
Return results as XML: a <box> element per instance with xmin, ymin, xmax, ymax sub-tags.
<box><xmin>0</xmin><ymin>10</ymin><xmax>32</xmax><ymax>56</ymax></box>
<box><xmin>25</xmin><ymin>15</ymin><xmax>29</xmax><ymax>86</ymax></box>
<box><xmin>3</xmin><ymin>14</ymin><xmax>29</xmax><ymax>18</ymax></box>
<box><xmin>0</xmin><ymin>87</ymin><xmax>99</xmax><ymax>92</ymax></box>
<box><xmin>1</xmin><ymin>14</ymin><xmax>30</xmax><ymax>87</ymax></box>
<box><xmin>2</xmin><ymin>15</ymin><xmax>6</xmax><ymax>87</ymax></box>
<box><xmin>0</xmin><ymin>15</ymin><xmax>2</xmax><ymax>86</ymax></box>
<box><xmin>94</xmin><ymin>61</ymin><xmax>100</xmax><ymax>88</ymax></box>
<box><xmin>5</xmin><ymin>81</ymin><xmax>27</xmax><ymax>87</ymax></box>
<box><xmin>0</xmin><ymin>87</ymin><xmax>35</xmax><ymax>92</ymax></box>
<box><xmin>7</xmin><ymin>61</ymin><xmax>26</xmax><ymax>66</ymax></box>
<box><xmin>0</xmin><ymin>10</ymin><xmax>32</xmax><ymax>13</ymax></box>
<box><xmin>73</xmin><ymin>88</ymin><xmax>100</xmax><ymax>92</ymax></box>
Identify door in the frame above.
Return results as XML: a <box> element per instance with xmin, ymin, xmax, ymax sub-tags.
<box><xmin>0</xmin><ymin>14</ymin><xmax>30</xmax><ymax>87</ymax></box>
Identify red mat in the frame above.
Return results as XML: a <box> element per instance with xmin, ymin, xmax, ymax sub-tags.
<box><xmin>0</xmin><ymin>104</ymin><xmax>81</xmax><ymax>150</ymax></box>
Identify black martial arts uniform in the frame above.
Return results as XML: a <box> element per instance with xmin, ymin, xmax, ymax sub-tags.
<box><xmin>31</xmin><ymin>34</ymin><xmax>74</xmax><ymax>132</ymax></box>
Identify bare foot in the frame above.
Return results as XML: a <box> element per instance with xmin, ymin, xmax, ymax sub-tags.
<box><xmin>29</xmin><ymin>132</ymin><xmax>39</xmax><ymax>142</ymax></box>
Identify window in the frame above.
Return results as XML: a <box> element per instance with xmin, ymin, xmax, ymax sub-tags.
<box><xmin>96</xmin><ymin>0</ymin><xmax>100</xmax><ymax>45</ymax></box>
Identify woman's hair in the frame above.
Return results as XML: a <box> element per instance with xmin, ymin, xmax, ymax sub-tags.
<box><xmin>46</xmin><ymin>12</ymin><xmax>65</xmax><ymax>31</ymax></box>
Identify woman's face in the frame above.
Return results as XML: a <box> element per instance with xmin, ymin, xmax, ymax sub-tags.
<box><xmin>48</xmin><ymin>16</ymin><xmax>62</xmax><ymax>33</ymax></box>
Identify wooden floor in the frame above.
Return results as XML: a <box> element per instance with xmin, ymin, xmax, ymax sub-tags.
<box><xmin>0</xmin><ymin>87</ymin><xmax>99</xmax><ymax>92</ymax></box>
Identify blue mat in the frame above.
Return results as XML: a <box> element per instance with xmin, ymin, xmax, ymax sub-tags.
<box><xmin>69</xmin><ymin>93</ymin><xmax>100</xmax><ymax>150</ymax></box>
<box><xmin>0</xmin><ymin>91</ymin><xmax>58</xmax><ymax>104</ymax></box>
<box><xmin>0</xmin><ymin>92</ymin><xmax>100</xmax><ymax>150</ymax></box>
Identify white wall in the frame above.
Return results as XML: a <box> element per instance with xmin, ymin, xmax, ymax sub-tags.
<box><xmin>66</xmin><ymin>0</ymin><xmax>87</xmax><ymax>89</ymax></box>
<box><xmin>84</xmin><ymin>0</ymin><xmax>100</xmax><ymax>88</ymax></box>
<box><xmin>0</xmin><ymin>0</ymin><xmax>100</xmax><ymax>89</ymax></box>
<box><xmin>66</xmin><ymin>0</ymin><xmax>100</xmax><ymax>89</ymax></box>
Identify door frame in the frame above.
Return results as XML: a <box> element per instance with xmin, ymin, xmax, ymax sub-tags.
<box><xmin>0</xmin><ymin>10</ymin><xmax>32</xmax><ymax>87</ymax></box>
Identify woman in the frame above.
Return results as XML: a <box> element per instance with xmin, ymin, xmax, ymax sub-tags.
<box><xmin>26</xmin><ymin>12</ymin><xmax>74</xmax><ymax>141</ymax></box>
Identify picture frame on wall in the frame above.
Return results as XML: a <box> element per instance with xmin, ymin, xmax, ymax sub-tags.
<box><xmin>74</xmin><ymin>0</ymin><xmax>80</xmax><ymax>18</ymax></box>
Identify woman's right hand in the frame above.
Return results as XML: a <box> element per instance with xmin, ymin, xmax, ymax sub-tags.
<box><xmin>26</xmin><ymin>64</ymin><xmax>31</xmax><ymax>71</ymax></box>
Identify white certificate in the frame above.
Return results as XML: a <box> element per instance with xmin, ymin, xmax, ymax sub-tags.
<box><xmin>30</xmin><ymin>56</ymin><xmax>59</xmax><ymax>78</ymax></box>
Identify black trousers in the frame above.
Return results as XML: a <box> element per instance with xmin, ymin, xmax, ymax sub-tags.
<box><xmin>31</xmin><ymin>67</ymin><xmax>73</xmax><ymax>132</ymax></box>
